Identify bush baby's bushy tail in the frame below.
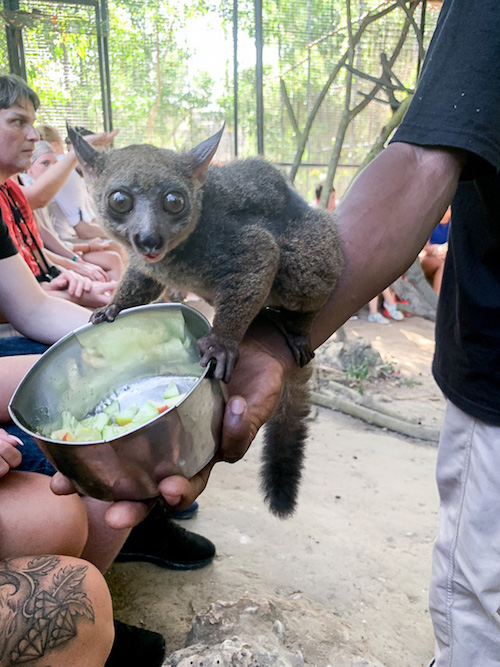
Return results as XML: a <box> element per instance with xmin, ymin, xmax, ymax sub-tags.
<box><xmin>260</xmin><ymin>365</ymin><xmax>312</xmax><ymax>518</ymax></box>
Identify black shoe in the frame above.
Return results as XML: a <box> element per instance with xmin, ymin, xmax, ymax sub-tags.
<box><xmin>105</xmin><ymin>620</ymin><xmax>165</xmax><ymax>667</ymax></box>
<box><xmin>115</xmin><ymin>502</ymin><xmax>216</xmax><ymax>570</ymax></box>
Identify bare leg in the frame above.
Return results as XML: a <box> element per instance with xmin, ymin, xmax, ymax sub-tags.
<box><xmin>420</xmin><ymin>254</ymin><xmax>443</xmax><ymax>294</ymax></box>
<box><xmin>81</xmin><ymin>497</ymin><xmax>131</xmax><ymax>573</ymax></box>
<box><xmin>381</xmin><ymin>287</ymin><xmax>396</xmax><ymax>307</ymax></box>
<box><xmin>433</xmin><ymin>262</ymin><xmax>444</xmax><ymax>294</ymax></box>
<box><xmin>0</xmin><ymin>471</ymin><xmax>88</xmax><ymax>559</ymax></box>
<box><xmin>368</xmin><ymin>295</ymin><xmax>380</xmax><ymax>315</ymax></box>
<box><xmin>0</xmin><ymin>555</ymin><xmax>114</xmax><ymax>667</ymax></box>
<box><xmin>0</xmin><ymin>471</ymin><xmax>114</xmax><ymax>666</ymax></box>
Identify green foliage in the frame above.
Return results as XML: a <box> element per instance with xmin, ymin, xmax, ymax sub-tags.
<box><xmin>3</xmin><ymin>0</ymin><xmax>440</xmax><ymax>199</ymax></box>
<box><xmin>107</xmin><ymin>0</ymin><xmax>224</xmax><ymax>147</ymax></box>
<box><xmin>0</xmin><ymin>27</ymin><xmax>8</xmax><ymax>72</ymax></box>
<box><xmin>345</xmin><ymin>359</ymin><xmax>372</xmax><ymax>395</ymax></box>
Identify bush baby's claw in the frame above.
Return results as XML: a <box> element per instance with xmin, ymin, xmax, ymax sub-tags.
<box><xmin>90</xmin><ymin>304</ymin><xmax>121</xmax><ymax>325</ymax></box>
<box><xmin>197</xmin><ymin>333</ymin><xmax>239</xmax><ymax>383</ymax></box>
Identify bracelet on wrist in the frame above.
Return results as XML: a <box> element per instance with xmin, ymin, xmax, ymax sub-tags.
<box><xmin>71</xmin><ymin>254</ymin><xmax>78</xmax><ymax>262</ymax></box>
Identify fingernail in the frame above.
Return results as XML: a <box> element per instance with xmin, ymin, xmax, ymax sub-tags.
<box><xmin>230</xmin><ymin>397</ymin><xmax>246</xmax><ymax>416</ymax></box>
<box><xmin>163</xmin><ymin>493</ymin><xmax>182</xmax><ymax>507</ymax></box>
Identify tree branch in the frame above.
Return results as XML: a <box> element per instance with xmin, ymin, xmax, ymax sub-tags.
<box><xmin>280</xmin><ymin>78</ymin><xmax>300</xmax><ymax>138</ymax></box>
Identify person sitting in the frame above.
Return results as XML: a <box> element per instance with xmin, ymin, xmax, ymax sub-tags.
<box><xmin>0</xmin><ymin>426</ymin><xmax>117</xmax><ymax>666</ymax></box>
<box><xmin>23</xmin><ymin>140</ymin><xmax>124</xmax><ymax>281</ymax></box>
<box><xmin>36</xmin><ymin>123</ymin><xmax>121</xmax><ymax>244</ymax></box>
<box><xmin>0</xmin><ymin>72</ymin><xmax>217</xmax><ymax>666</ymax></box>
<box><xmin>1</xmin><ymin>173</ymin><xmax>116</xmax><ymax>310</ymax></box>
<box><xmin>367</xmin><ymin>287</ymin><xmax>404</xmax><ymax>324</ymax></box>
<box><xmin>419</xmin><ymin>206</ymin><xmax>450</xmax><ymax>295</ymax></box>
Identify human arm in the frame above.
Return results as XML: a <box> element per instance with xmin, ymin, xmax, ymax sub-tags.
<box><xmin>20</xmin><ymin>130</ymin><xmax>118</xmax><ymax>210</ymax></box>
<box><xmin>168</xmin><ymin>143</ymin><xmax>466</xmax><ymax>491</ymax></box>
<box><xmin>34</xmin><ymin>222</ymin><xmax>108</xmax><ymax>280</ymax></box>
<box><xmin>0</xmin><ymin>355</ymin><xmax>41</xmax><ymax>422</ymax></box>
<box><xmin>36</xmin><ymin>219</ymin><xmax>73</xmax><ymax>257</ymax></box>
<box><xmin>73</xmin><ymin>238</ymin><xmax>112</xmax><ymax>253</ymax></box>
<box><xmin>43</xmin><ymin>246</ymin><xmax>108</xmax><ymax>282</ymax></box>
<box><xmin>42</xmin><ymin>271</ymin><xmax>116</xmax><ymax>309</ymax></box>
<box><xmin>21</xmin><ymin>151</ymin><xmax>79</xmax><ymax>209</ymax></box>
<box><xmin>73</xmin><ymin>218</ymin><xmax>109</xmax><ymax>240</ymax></box>
<box><xmin>311</xmin><ymin>142</ymin><xmax>464</xmax><ymax>346</ymax></box>
<box><xmin>50</xmin><ymin>143</ymin><xmax>466</xmax><ymax>529</ymax></box>
<box><xmin>0</xmin><ymin>253</ymin><xmax>90</xmax><ymax>343</ymax></box>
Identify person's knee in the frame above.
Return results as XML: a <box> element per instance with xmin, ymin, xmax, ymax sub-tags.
<box><xmin>0</xmin><ymin>471</ymin><xmax>88</xmax><ymax>559</ymax></box>
<box><xmin>45</xmin><ymin>486</ymin><xmax>89</xmax><ymax>556</ymax></box>
<box><xmin>0</xmin><ymin>555</ymin><xmax>114</xmax><ymax>667</ymax></box>
<box><xmin>106</xmin><ymin>250</ymin><xmax>123</xmax><ymax>268</ymax></box>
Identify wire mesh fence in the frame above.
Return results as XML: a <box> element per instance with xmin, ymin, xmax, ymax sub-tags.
<box><xmin>2</xmin><ymin>0</ymin><xmax>442</xmax><ymax>200</ymax></box>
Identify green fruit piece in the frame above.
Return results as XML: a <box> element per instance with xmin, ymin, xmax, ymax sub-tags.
<box><xmin>61</xmin><ymin>410</ymin><xmax>79</xmax><ymax>432</ymax></box>
<box><xmin>74</xmin><ymin>426</ymin><xmax>102</xmax><ymax>442</ymax></box>
<box><xmin>168</xmin><ymin>392</ymin><xmax>186</xmax><ymax>408</ymax></box>
<box><xmin>93</xmin><ymin>412</ymin><xmax>112</xmax><ymax>432</ymax></box>
<box><xmin>126</xmin><ymin>402</ymin><xmax>161</xmax><ymax>430</ymax></box>
<box><xmin>104</xmin><ymin>400</ymin><xmax>120</xmax><ymax>415</ymax></box>
<box><xmin>114</xmin><ymin>404</ymin><xmax>138</xmax><ymax>426</ymax></box>
<box><xmin>79</xmin><ymin>412</ymin><xmax>111</xmax><ymax>433</ymax></box>
<box><xmin>163</xmin><ymin>380</ymin><xmax>180</xmax><ymax>400</ymax></box>
<box><xmin>130</xmin><ymin>401</ymin><xmax>161</xmax><ymax>427</ymax></box>
<box><xmin>102</xmin><ymin>424</ymin><xmax>124</xmax><ymax>440</ymax></box>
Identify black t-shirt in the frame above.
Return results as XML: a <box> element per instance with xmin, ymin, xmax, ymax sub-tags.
<box><xmin>0</xmin><ymin>213</ymin><xmax>18</xmax><ymax>260</ymax></box>
<box><xmin>392</xmin><ymin>0</ymin><xmax>500</xmax><ymax>424</ymax></box>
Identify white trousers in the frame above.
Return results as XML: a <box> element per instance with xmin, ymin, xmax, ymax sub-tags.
<box><xmin>431</xmin><ymin>401</ymin><xmax>500</xmax><ymax>666</ymax></box>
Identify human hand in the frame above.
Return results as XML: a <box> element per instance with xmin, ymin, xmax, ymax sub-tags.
<box><xmin>46</xmin><ymin>269</ymin><xmax>93</xmax><ymax>298</ymax></box>
<box><xmin>73</xmin><ymin>258</ymin><xmax>109</xmax><ymax>282</ymax></box>
<box><xmin>50</xmin><ymin>466</ymin><xmax>218</xmax><ymax>530</ymax></box>
<box><xmin>0</xmin><ymin>428</ymin><xmax>23</xmax><ymax>478</ymax></box>
<box><xmin>51</xmin><ymin>315</ymin><xmax>291</xmax><ymax>529</ymax></box>
<box><xmin>84</xmin><ymin>129</ymin><xmax>119</xmax><ymax>151</ymax></box>
<box><xmin>219</xmin><ymin>315</ymin><xmax>290</xmax><ymax>462</ymax></box>
<box><xmin>88</xmin><ymin>238</ymin><xmax>112</xmax><ymax>252</ymax></box>
<box><xmin>78</xmin><ymin>280</ymin><xmax>117</xmax><ymax>309</ymax></box>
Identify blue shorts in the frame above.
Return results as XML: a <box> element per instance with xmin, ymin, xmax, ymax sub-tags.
<box><xmin>1</xmin><ymin>336</ymin><xmax>56</xmax><ymax>476</ymax></box>
<box><xmin>0</xmin><ymin>336</ymin><xmax>49</xmax><ymax>357</ymax></box>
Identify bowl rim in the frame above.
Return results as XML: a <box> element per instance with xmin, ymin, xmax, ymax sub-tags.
<box><xmin>8</xmin><ymin>302</ymin><xmax>213</xmax><ymax>445</ymax></box>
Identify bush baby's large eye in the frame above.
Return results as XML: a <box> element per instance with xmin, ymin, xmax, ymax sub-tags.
<box><xmin>163</xmin><ymin>191</ymin><xmax>185</xmax><ymax>214</ymax></box>
<box><xmin>108</xmin><ymin>190</ymin><xmax>133</xmax><ymax>214</ymax></box>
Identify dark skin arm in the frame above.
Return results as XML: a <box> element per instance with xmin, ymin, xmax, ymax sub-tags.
<box><xmin>311</xmin><ymin>142</ymin><xmax>464</xmax><ymax>346</ymax></box>
<box><xmin>51</xmin><ymin>142</ymin><xmax>466</xmax><ymax>529</ymax></box>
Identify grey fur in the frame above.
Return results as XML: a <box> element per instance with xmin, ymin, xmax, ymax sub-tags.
<box><xmin>69</xmin><ymin>125</ymin><xmax>344</xmax><ymax>517</ymax></box>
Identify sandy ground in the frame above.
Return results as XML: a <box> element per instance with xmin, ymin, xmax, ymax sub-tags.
<box><xmin>106</xmin><ymin>312</ymin><xmax>443</xmax><ymax>666</ymax></box>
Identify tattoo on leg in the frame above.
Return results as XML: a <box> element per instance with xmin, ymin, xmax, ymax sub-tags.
<box><xmin>0</xmin><ymin>556</ymin><xmax>95</xmax><ymax>664</ymax></box>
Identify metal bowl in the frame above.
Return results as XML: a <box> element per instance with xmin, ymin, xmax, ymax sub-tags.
<box><xmin>9</xmin><ymin>303</ymin><xmax>225</xmax><ymax>501</ymax></box>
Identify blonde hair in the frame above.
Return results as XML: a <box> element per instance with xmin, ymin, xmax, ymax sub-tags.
<box><xmin>37</xmin><ymin>124</ymin><xmax>63</xmax><ymax>144</ymax></box>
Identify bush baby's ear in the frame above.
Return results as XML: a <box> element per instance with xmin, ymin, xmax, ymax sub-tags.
<box><xmin>66</xmin><ymin>121</ymin><xmax>106</xmax><ymax>184</ymax></box>
<box><xmin>187</xmin><ymin>123</ymin><xmax>225</xmax><ymax>190</ymax></box>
